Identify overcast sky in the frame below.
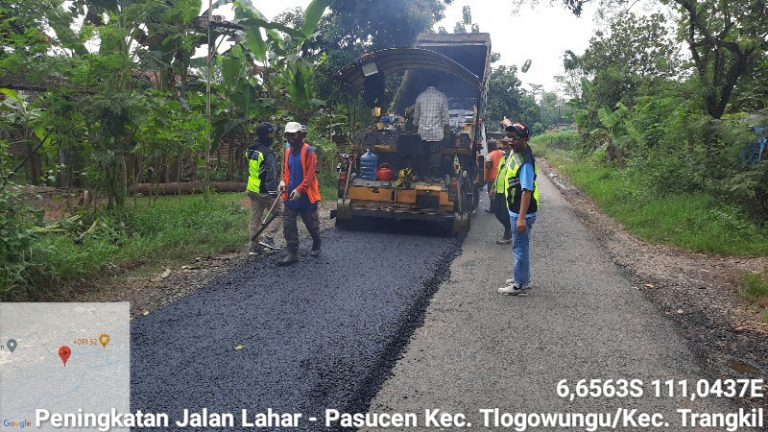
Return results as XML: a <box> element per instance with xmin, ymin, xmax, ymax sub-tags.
<box><xmin>250</xmin><ymin>0</ymin><xmax>600</xmax><ymax>94</ymax></box>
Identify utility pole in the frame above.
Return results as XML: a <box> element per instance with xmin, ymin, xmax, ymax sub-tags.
<box><xmin>205</xmin><ymin>0</ymin><xmax>213</xmax><ymax>193</ymax></box>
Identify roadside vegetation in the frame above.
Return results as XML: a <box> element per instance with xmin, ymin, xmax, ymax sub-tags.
<box><xmin>2</xmin><ymin>193</ymin><xmax>248</xmax><ymax>301</ymax></box>
<box><xmin>530</xmin><ymin>3</ymin><xmax>767</xmax><ymax>318</ymax></box>
<box><xmin>534</xmin><ymin>131</ymin><xmax>768</xmax><ymax>257</ymax></box>
<box><xmin>741</xmin><ymin>272</ymin><xmax>768</xmax><ymax>306</ymax></box>
<box><xmin>2</xmin><ymin>0</ymin><xmax>767</xmax><ymax>304</ymax></box>
<box><xmin>533</xmin><ymin>128</ymin><xmax>768</xmax><ymax>321</ymax></box>
<box><xmin>0</xmin><ymin>0</ymin><xmax>470</xmax><ymax>301</ymax></box>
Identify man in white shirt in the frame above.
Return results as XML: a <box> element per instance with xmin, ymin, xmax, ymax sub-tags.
<box><xmin>414</xmin><ymin>82</ymin><xmax>449</xmax><ymax>176</ymax></box>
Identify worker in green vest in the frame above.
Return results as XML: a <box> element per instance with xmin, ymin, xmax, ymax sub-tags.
<box><xmin>492</xmin><ymin>138</ymin><xmax>513</xmax><ymax>244</ymax></box>
<box><xmin>498</xmin><ymin>120</ymin><xmax>539</xmax><ymax>296</ymax></box>
<box><xmin>246</xmin><ymin>122</ymin><xmax>281</xmax><ymax>256</ymax></box>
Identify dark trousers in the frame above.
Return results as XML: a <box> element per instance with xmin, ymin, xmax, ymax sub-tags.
<box><xmin>283</xmin><ymin>205</ymin><xmax>321</xmax><ymax>250</ymax></box>
<box><xmin>494</xmin><ymin>193</ymin><xmax>511</xmax><ymax>237</ymax></box>
<box><xmin>248</xmin><ymin>192</ymin><xmax>282</xmax><ymax>243</ymax></box>
<box><xmin>422</xmin><ymin>140</ymin><xmax>443</xmax><ymax>176</ymax></box>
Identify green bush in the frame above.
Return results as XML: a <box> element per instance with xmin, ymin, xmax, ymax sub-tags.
<box><xmin>742</xmin><ymin>272</ymin><xmax>768</xmax><ymax>301</ymax></box>
<box><xmin>534</xmin><ymin>129</ymin><xmax>768</xmax><ymax>256</ymax></box>
<box><xmin>307</xmin><ymin>111</ymin><xmax>346</xmax><ymax>198</ymax></box>
<box><xmin>0</xmin><ymin>184</ymin><xmax>42</xmax><ymax>299</ymax></box>
<box><xmin>530</xmin><ymin>131</ymin><xmax>579</xmax><ymax>151</ymax></box>
<box><xmin>727</xmin><ymin>161</ymin><xmax>768</xmax><ymax>221</ymax></box>
<box><xmin>3</xmin><ymin>194</ymin><xmax>250</xmax><ymax>301</ymax></box>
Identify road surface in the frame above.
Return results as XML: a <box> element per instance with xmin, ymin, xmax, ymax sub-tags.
<box><xmin>131</xmin><ymin>174</ymin><xmax>758</xmax><ymax>431</ymax></box>
<box><xmin>364</xmin><ymin>175</ymin><xmax>756</xmax><ymax>431</ymax></box>
<box><xmin>131</xmin><ymin>220</ymin><xmax>461</xmax><ymax>430</ymax></box>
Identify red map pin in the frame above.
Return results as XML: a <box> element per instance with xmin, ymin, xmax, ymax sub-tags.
<box><xmin>58</xmin><ymin>345</ymin><xmax>71</xmax><ymax>366</ymax></box>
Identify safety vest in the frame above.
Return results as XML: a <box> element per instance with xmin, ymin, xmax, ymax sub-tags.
<box><xmin>246</xmin><ymin>148</ymin><xmax>264</xmax><ymax>193</ymax></box>
<box><xmin>505</xmin><ymin>147</ymin><xmax>540</xmax><ymax>214</ymax></box>
<box><xmin>495</xmin><ymin>153</ymin><xmax>513</xmax><ymax>195</ymax></box>
<box><xmin>282</xmin><ymin>143</ymin><xmax>322</xmax><ymax>204</ymax></box>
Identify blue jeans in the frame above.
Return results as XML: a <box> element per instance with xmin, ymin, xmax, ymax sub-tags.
<box><xmin>509</xmin><ymin>213</ymin><xmax>537</xmax><ymax>285</ymax></box>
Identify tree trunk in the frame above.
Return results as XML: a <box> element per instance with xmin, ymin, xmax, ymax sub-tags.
<box><xmin>26</xmin><ymin>141</ymin><xmax>42</xmax><ymax>185</ymax></box>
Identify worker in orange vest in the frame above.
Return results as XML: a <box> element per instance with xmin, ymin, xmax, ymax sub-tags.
<box><xmin>484</xmin><ymin>139</ymin><xmax>504</xmax><ymax>212</ymax></box>
<box><xmin>277</xmin><ymin>122</ymin><xmax>322</xmax><ymax>266</ymax></box>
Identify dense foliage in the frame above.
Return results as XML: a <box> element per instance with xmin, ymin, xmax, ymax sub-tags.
<box><xmin>0</xmin><ymin>0</ymin><xmax>453</xmax><ymax>299</ymax></box>
<box><xmin>560</xmin><ymin>5</ymin><xmax>768</xmax><ymax>225</ymax></box>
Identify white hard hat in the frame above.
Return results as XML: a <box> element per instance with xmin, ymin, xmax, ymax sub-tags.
<box><xmin>284</xmin><ymin>121</ymin><xmax>302</xmax><ymax>133</ymax></box>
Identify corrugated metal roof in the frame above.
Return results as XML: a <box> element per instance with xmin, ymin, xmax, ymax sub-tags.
<box><xmin>334</xmin><ymin>48</ymin><xmax>481</xmax><ymax>91</ymax></box>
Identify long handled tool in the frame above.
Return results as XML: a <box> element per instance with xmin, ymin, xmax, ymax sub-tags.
<box><xmin>251</xmin><ymin>149</ymin><xmax>285</xmax><ymax>248</ymax></box>
<box><xmin>250</xmin><ymin>194</ymin><xmax>281</xmax><ymax>245</ymax></box>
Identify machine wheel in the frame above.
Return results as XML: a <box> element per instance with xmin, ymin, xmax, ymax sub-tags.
<box><xmin>335</xmin><ymin>198</ymin><xmax>353</xmax><ymax>230</ymax></box>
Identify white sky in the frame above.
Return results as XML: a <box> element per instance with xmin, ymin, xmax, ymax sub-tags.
<box><xmin>251</xmin><ymin>0</ymin><xmax>600</xmax><ymax>93</ymax></box>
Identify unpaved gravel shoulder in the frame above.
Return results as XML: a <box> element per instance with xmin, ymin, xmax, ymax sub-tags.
<box><xmin>541</xmin><ymin>158</ymin><xmax>768</xmax><ymax>406</ymax></box>
<box><xmin>74</xmin><ymin>200</ymin><xmax>337</xmax><ymax>319</ymax></box>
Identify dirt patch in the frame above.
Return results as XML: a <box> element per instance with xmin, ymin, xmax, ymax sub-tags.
<box><xmin>73</xmin><ymin>200</ymin><xmax>337</xmax><ymax>319</ymax></box>
<box><xmin>541</xmin><ymin>159</ymin><xmax>768</xmax><ymax>409</ymax></box>
<box><xmin>17</xmin><ymin>186</ymin><xmax>89</xmax><ymax>221</ymax></box>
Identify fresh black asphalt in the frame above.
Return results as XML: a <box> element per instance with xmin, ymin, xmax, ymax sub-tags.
<box><xmin>130</xmin><ymin>221</ymin><xmax>462</xmax><ymax>430</ymax></box>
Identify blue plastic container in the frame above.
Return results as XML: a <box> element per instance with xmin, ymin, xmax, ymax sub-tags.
<box><xmin>359</xmin><ymin>149</ymin><xmax>379</xmax><ymax>180</ymax></box>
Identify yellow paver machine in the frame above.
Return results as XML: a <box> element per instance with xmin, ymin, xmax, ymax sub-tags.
<box><xmin>331</xmin><ymin>33</ymin><xmax>492</xmax><ymax>234</ymax></box>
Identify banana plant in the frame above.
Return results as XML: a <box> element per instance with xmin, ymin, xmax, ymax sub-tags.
<box><xmin>202</xmin><ymin>0</ymin><xmax>329</xmax><ymax>141</ymax></box>
<box><xmin>125</xmin><ymin>0</ymin><xmax>208</xmax><ymax>92</ymax></box>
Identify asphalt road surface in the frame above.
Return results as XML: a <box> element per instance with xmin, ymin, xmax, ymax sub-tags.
<box><xmin>131</xmin><ymin>219</ymin><xmax>462</xmax><ymax>431</ymax></box>
<box><xmin>131</xmin><ymin>174</ymin><xmax>761</xmax><ymax>431</ymax></box>
<box><xmin>364</xmin><ymin>175</ymin><xmax>759</xmax><ymax>431</ymax></box>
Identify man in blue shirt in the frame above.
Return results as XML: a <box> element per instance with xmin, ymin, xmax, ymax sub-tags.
<box><xmin>498</xmin><ymin>120</ymin><xmax>539</xmax><ymax>296</ymax></box>
<box><xmin>277</xmin><ymin>122</ymin><xmax>322</xmax><ymax>266</ymax></box>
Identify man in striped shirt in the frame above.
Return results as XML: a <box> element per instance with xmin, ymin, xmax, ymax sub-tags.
<box><xmin>414</xmin><ymin>82</ymin><xmax>449</xmax><ymax>176</ymax></box>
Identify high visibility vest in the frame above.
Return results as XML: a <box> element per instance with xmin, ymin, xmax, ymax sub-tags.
<box><xmin>495</xmin><ymin>153</ymin><xmax>513</xmax><ymax>195</ymax></box>
<box><xmin>246</xmin><ymin>148</ymin><xmax>264</xmax><ymax>193</ymax></box>
<box><xmin>505</xmin><ymin>148</ymin><xmax>540</xmax><ymax>214</ymax></box>
<box><xmin>282</xmin><ymin>143</ymin><xmax>322</xmax><ymax>204</ymax></box>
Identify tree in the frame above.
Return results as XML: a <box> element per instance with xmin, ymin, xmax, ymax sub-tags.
<box><xmin>733</xmin><ymin>56</ymin><xmax>768</xmax><ymax>112</ymax></box>
<box><xmin>0</xmin><ymin>88</ymin><xmax>47</xmax><ymax>184</ymax></box>
<box><xmin>321</xmin><ymin>0</ymin><xmax>449</xmax><ymax>50</ymax></box>
<box><xmin>567</xmin><ymin>12</ymin><xmax>682</xmax><ymax>110</ymax></box>
<box><xmin>672</xmin><ymin>0</ymin><xmax>767</xmax><ymax>118</ymax></box>
<box><xmin>453</xmin><ymin>5</ymin><xmax>480</xmax><ymax>34</ymax></box>
<box><xmin>126</xmin><ymin>0</ymin><xmax>208</xmax><ymax>93</ymax></box>
<box><xmin>563</xmin><ymin>12</ymin><xmax>685</xmax><ymax>134</ymax></box>
<box><xmin>486</xmin><ymin>65</ymin><xmax>540</xmax><ymax>129</ymax></box>
<box><xmin>539</xmin><ymin>91</ymin><xmax>571</xmax><ymax>129</ymax></box>
<box><xmin>555</xmin><ymin>0</ymin><xmax>767</xmax><ymax>119</ymax></box>
<box><xmin>578</xmin><ymin>13</ymin><xmax>681</xmax><ymax>80</ymax></box>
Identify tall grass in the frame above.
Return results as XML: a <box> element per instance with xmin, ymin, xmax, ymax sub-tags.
<box><xmin>532</xmin><ymin>133</ymin><xmax>768</xmax><ymax>257</ymax></box>
<box><xmin>7</xmin><ymin>194</ymin><xmax>250</xmax><ymax>301</ymax></box>
<box><xmin>742</xmin><ymin>272</ymin><xmax>768</xmax><ymax>302</ymax></box>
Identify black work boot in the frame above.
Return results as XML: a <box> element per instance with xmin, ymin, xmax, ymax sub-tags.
<box><xmin>278</xmin><ymin>243</ymin><xmax>299</xmax><ymax>266</ymax></box>
<box><xmin>310</xmin><ymin>237</ymin><xmax>321</xmax><ymax>257</ymax></box>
